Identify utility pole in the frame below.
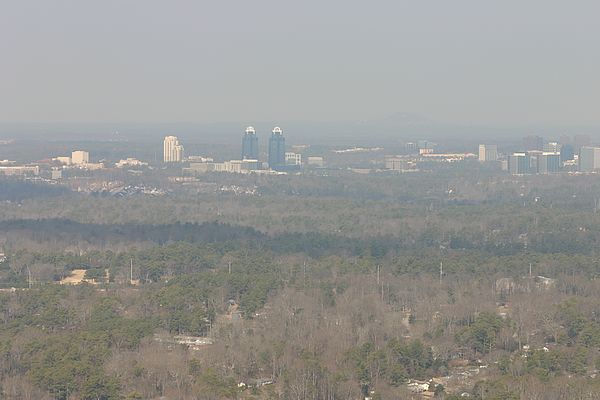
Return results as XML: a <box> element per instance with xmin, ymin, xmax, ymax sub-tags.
<box><xmin>303</xmin><ymin>261</ymin><xmax>307</xmax><ymax>288</ymax></box>
<box><xmin>378</xmin><ymin>265</ymin><xmax>384</xmax><ymax>302</ymax></box>
<box><xmin>228</xmin><ymin>261</ymin><xmax>231</xmax><ymax>275</ymax></box>
<box><xmin>27</xmin><ymin>266</ymin><xmax>32</xmax><ymax>289</ymax></box>
<box><xmin>130</xmin><ymin>258</ymin><xmax>133</xmax><ymax>284</ymax></box>
<box><xmin>439</xmin><ymin>261</ymin><xmax>443</xmax><ymax>285</ymax></box>
<box><xmin>529</xmin><ymin>263</ymin><xmax>532</xmax><ymax>278</ymax></box>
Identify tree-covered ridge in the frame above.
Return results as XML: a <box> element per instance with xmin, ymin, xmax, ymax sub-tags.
<box><xmin>1</xmin><ymin>239</ymin><xmax>600</xmax><ymax>398</ymax></box>
<box><xmin>2</xmin><ymin>172</ymin><xmax>600</xmax><ymax>398</ymax></box>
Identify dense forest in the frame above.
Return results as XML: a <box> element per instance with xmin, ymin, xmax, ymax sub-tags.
<box><xmin>2</xmin><ymin>172</ymin><xmax>600</xmax><ymax>399</ymax></box>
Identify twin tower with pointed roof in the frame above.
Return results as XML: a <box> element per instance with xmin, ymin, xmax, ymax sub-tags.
<box><xmin>242</xmin><ymin>126</ymin><xmax>286</xmax><ymax>170</ymax></box>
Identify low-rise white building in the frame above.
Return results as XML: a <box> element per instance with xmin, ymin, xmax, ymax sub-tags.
<box><xmin>72</xmin><ymin>151</ymin><xmax>90</xmax><ymax>165</ymax></box>
<box><xmin>79</xmin><ymin>162</ymin><xmax>104</xmax><ymax>170</ymax></box>
<box><xmin>115</xmin><ymin>158</ymin><xmax>148</xmax><ymax>168</ymax></box>
<box><xmin>307</xmin><ymin>156</ymin><xmax>324</xmax><ymax>167</ymax></box>
<box><xmin>183</xmin><ymin>159</ymin><xmax>261</xmax><ymax>175</ymax></box>
<box><xmin>285</xmin><ymin>152</ymin><xmax>302</xmax><ymax>166</ymax></box>
<box><xmin>54</xmin><ymin>156</ymin><xmax>72</xmax><ymax>165</ymax></box>
<box><xmin>0</xmin><ymin>165</ymin><xmax>40</xmax><ymax>176</ymax></box>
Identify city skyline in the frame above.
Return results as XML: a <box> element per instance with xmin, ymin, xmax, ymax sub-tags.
<box><xmin>4</xmin><ymin>2</ymin><xmax>600</xmax><ymax>399</ymax></box>
<box><xmin>9</xmin><ymin>129</ymin><xmax>600</xmax><ymax>177</ymax></box>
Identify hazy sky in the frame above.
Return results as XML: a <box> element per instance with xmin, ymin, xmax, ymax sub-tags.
<box><xmin>1</xmin><ymin>0</ymin><xmax>599</xmax><ymax>126</ymax></box>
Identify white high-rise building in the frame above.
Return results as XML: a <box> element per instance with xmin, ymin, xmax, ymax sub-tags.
<box><xmin>71</xmin><ymin>150</ymin><xmax>90</xmax><ymax>165</ymax></box>
<box><xmin>163</xmin><ymin>136</ymin><xmax>184</xmax><ymax>163</ymax></box>
<box><xmin>478</xmin><ymin>144</ymin><xmax>498</xmax><ymax>162</ymax></box>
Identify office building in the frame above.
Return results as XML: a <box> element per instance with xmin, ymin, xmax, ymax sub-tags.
<box><xmin>526</xmin><ymin>151</ymin><xmax>542</xmax><ymax>173</ymax></box>
<box><xmin>79</xmin><ymin>163</ymin><xmax>104</xmax><ymax>170</ymax></box>
<box><xmin>538</xmin><ymin>152</ymin><xmax>561</xmax><ymax>174</ymax></box>
<box><xmin>184</xmin><ymin>159</ymin><xmax>261</xmax><ymax>174</ymax></box>
<box><xmin>478</xmin><ymin>145</ymin><xmax>485</xmax><ymax>161</ymax></box>
<box><xmin>54</xmin><ymin>156</ymin><xmax>72</xmax><ymax>165</ymax></box>
<box><xmin>164</xmin><ymin>136</ymin><xmax>184</xmax><ymax>163</ymax></box>
<box><xmin>478</xmin><ymin>144</ymin><xmax>498</xmax><ymax>162</ymax></box>
<box><xmin>285</xmin><ymin>152</ymin><xmax>302</xmax><ymax>166</ymax></box>
<box><xmin>307</xmin><ymin>156</ymin><xmax>324</xmax><ymax>167</ymax></box>
<box><xmin>521</xmin><ymin>150</ymin><xmax>560</xmax><ymax>174</ymax></box>
<box><xmin>385</xmin><ymin>156</ymin><xmax>410</xmax><ymax>171</ymax></box>
<box><xmin>0</xmin><ymin>165</ymin><xmax>40</xmax><ymax>176</ymax></box>
<box><xmin>560</xmin><ymin>144</ymin><xmax>575</xmax><ymax>162</ymax></box>
<box><xmin>187</xmin><ymin>156</ymin><xmax>213</xmax><ymax>163</ymax></box>
<box><xmin>543</xmin><ymin>142</ymin><xmax>560</xmax><ymax>153</ymax></box>
<box><xmin>268</xmin><ymin>127</ymin><xmax>286</xmax><ymax>170</ymax></box>
<box><xmin>71</xmin><ymin>151</ymin><xmax>89</xmax><ymax>165</ymax></box>
<box><xmin>579</xmin><ymin>146</ymin><xmax>600</xmax><ymax>172</ymax></box>
<box><xmin>116</xmin><ymin>158</ymin><xmax>148</xmax><ymax>168</ymax></box>
<box><xmin>241</xmin><ymin>126</ymin><xmax>259</xmax><ymax>160</ymax></box>
<box><xmin>405</xmin><ymin>142</ymin><xmax>417</xmax><ymax>154</ymax></box>
<box><xmin>509</xmin><ymin>153</ymin><xmax>529</xmax><ymax>175</ymax></box>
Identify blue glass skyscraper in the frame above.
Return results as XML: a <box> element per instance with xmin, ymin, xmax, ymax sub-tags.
<box><xmin>268</xmin><ymin>127</ymin><xmax>286</xmax><ymax>170</ymax></box>
<box><xmin>241</xmin><ymin>126</ymin><xmax>259</xmax><ymax>160</ymax></box>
